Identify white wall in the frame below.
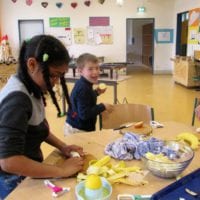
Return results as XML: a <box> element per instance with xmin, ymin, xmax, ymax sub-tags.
<box><xmin>0</xmin><ymin>0</ymin><xmax>199</xmax><ymax>73</ymax></box>
<box><xmin>174</xmin><ymin>0</ymin><xmax>200</xmax><ymax>13</ymax></box>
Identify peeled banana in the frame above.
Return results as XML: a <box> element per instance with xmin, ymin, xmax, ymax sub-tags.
<box><xmin>176</xmin><ymin>132</ymin><xmax>200</xmax><ymax>150</ymax></box>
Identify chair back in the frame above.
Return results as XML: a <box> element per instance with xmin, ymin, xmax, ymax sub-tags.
<box><xmin>100</xmin><ymin>103</ymin><xmax>154</xmax><ymax>129</ymax></box>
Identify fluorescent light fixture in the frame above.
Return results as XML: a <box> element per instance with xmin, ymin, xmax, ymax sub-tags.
<box><xmin>116</xmin><ymin>0</ymin><xmax>124</xmax><ymax>6</ymax></box>
<box><xmin>137</xmin><ymin>6</ymin><xmax>146</xmax><ymax>13</ymax></box>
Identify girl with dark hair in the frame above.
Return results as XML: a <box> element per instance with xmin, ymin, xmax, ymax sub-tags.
<box><xmin>0</xmin><ymin>35</ymin><xmax>84</xmax><ymax>199</ymax></box>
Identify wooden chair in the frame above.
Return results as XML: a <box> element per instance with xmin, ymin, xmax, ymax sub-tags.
<box><xmin>192</xmin><ymin>97</ymin><xmax>200</xmax><ymax>126</ymax></box>
<box><xmin>99</xmin><ymin>103</ymin><xmax>154</xmax><ymax>130</ymax></box>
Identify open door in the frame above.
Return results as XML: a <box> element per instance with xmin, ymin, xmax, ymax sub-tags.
<box><xmin>126</xmin><ymin>18</ymin><xmax>154</xmax><ymax>72</ymax></box>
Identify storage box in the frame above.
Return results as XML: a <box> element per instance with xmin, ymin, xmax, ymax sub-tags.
<box><xmin>151</xmin><ymin>168</ymin><xmax>200</xmax><ymax>200</ymax></box>
<box><xmin>172</xmin><ymin>56</ymin><xmax>199</xmax><ymax>87</ymax></box>
<box><xmin>194</xmin><ymin>50</ymin><xmax>200</xmax><ymax>61</ymax></box>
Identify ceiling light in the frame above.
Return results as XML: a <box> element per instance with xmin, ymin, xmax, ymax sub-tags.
<box><xmin>116</xmin><ymin>0</ymin><xmax>124</xmax><ymax>6</ymax></box>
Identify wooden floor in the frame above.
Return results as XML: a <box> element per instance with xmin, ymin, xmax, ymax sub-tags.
<box><xmin>1</xmin><ymin>65</ymin><xmax>200</xmax><ymax>157</ymax></box>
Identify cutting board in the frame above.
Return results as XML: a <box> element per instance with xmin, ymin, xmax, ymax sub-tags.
<box><xmin>119</xmin><ymin>123</ymin><xmax>153</xmax><ymax>135</ymax></box>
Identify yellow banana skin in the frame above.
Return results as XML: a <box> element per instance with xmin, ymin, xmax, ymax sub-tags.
<box><xmin>176</xmin><ymin>132</ymin><xmax>200</xmax><ymax>150</ymax></box>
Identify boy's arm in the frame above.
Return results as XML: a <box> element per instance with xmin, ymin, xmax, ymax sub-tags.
<box><xmin>76</xmin><ymin>90</ymin><xmax>106</xmax><ymax>120</ymax></box>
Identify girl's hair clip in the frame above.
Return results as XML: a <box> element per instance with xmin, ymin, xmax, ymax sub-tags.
<box><xmin>43</xmin><ymin>53</ymin><xmax>49</xmax><ymax>62</ymax></box>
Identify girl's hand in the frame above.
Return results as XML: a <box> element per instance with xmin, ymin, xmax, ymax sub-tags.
<box><xmin>61</xmin><ymin>144</ymin><xmax>84</xmax><ymax>157</ymax></box>
<box><xmin>60</xmin><ymin>157</ymin><xmax>84</xmax><ymax>177</ymax></box>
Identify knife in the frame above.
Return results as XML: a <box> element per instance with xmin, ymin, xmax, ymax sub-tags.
<box><xmin>114</xmin><ymin>122</ymin><xmax>134</xmax><ymax>130</ymax></box>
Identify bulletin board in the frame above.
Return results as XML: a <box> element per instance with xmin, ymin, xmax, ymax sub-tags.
<box><xmin>87</xmin><ymin>26</ymin><xmax>113</xmax><ymax>45</ymax></box>
<box><xmin>188</xmin><ymin>8</ymin><xmax>200</xmax><ymax>44</ymax></box>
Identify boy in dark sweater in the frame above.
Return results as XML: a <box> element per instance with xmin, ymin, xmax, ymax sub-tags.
<box><xmin>65</xmin><ymin>53</ymin><xmax>113</xmax><ymax>135</ymax></box>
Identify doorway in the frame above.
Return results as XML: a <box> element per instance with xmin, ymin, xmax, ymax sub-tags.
<box><xmin>18</xmin><ymin>19</ymin><xmax>44</xmax><ymax>45</ymax></box>
<box><xmin>126</xmin><ymin>18</ymin><xmax>154</xmax><ymax>72</ymax></box>
<box><xmin>176</xmin><ymin>11</ymin><xmax>189</xmax><ymax>56</ymax></box>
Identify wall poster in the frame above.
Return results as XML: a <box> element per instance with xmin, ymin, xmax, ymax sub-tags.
<box><xmin>154</xmin><ymin>29</ymin><xmax>174</xmax><ymax>43</ymax></box>
<box><xmin>87</xmin><ymin>26</ymin><xmax>113</xmax><ymax>45</ymax></box>
<box><xmin>49</xmin><ymin>17</ymin><xmax>70</xmax><ymax>27</ymax></box>
<box><xmin>188</xmin><ymin>8</ymin><xmax>200</xmax><ymax>44</ymax></box>
<box><xmin>73</xmin><ymin>28</ymin><xmax>86</xmax><ymax>44</ymax></box>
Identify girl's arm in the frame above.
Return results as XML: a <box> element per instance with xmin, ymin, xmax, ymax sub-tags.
<box><xmin>0</xmin><ymin>155</ymin><xmax>84</xmax><ymax>178</ymax></box>
<box><xmin>45</xmin><ymin>132</ymin><xmax>84</xmax><ymax>157</ymax></box>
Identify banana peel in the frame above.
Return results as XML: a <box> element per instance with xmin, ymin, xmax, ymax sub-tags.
<box><xmin>77</xmin><ymin>155</ymin><xmax>148</xmax><ymax>187</ymax></box>
<box><xmin>176</xmin><ymin>132</ymin><xmax>200</xmax><ymax>150</ymax></box>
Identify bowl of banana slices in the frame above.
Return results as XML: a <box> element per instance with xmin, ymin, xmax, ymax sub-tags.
<box><xmin>142</xmin><ymin>140</ymin><xmax>194</xmax><ymax>178</ymax></box>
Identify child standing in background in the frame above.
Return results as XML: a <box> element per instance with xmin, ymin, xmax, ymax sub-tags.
<box><xmin>65</xmin><ymin>53</ymin><xmax>113</xmax><ymax>135</ymax></box>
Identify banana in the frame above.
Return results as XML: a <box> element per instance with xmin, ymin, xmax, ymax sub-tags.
<box><xmin>176</xmin><ymin>132</ymin><xmax>200</xmax><ymax>150</ymax></box>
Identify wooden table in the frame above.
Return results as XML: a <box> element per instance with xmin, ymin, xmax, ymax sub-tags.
<box><xmin>68</xmin><ymin>62</ymin><xmax>128</xmax><ymax>79</ymax></box>
<box><xmin>6</xmin><ymin>122</ymin><xmax>200</xmax><ymax>200</ymax></box>
<box><xmin>99</xmin><ymin>63</ymin><xmax>128</xmax><ymax>79</ymax></box>
<box><xmin>62</xmin><ymin>75</ymin><xmax>130</xmax><ymax>113</ymax></box>
<box><xmin>0</xmin><ymin>64</ymin><xmax>17</xmax><ymax>86</ymax></box>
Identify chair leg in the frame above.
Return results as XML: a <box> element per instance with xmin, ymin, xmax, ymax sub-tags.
<box><xmin>192</xmin><ymin>98</ymin><xmax>198</xmax><ymax>126</ymax></box>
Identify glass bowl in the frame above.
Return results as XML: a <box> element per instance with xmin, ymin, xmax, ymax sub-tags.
<box><xmin>142</xmin><ymin>140</ymin><xmax>194</xmax><ymax>178</ymax></box>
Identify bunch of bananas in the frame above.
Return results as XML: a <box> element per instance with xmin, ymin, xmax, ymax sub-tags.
<box><xmin>176</xmin><ymin>132</ymin><xmax>200</xmax><ymax>150</ymax></box>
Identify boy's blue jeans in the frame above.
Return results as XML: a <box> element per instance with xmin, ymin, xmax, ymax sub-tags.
<box><xmin>0</xmin><ymin>172</ymin><xmax>25</xmax><ymax>199</ymax></box>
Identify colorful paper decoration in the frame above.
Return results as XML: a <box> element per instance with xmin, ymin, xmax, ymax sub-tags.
<box><xmin>87</xmin><ymin>26</ymin><xmax>113</xmax><ymax>45</ymax></box>
<box><xmin>56</xmin><ymin>2</ymin><xmax>63</xmax><ymax>8</ymax></box>
<box><xmin>41</xmin><ymin>2</ymin><xmax>48</xmax><ymax>8</ymax></box>
<box><xmin>89</xmin><ymin>17</ymin><xmax>110</xmax><ymax>26</ymax></box>
<box><xmin>71</xmin><ymin>2</ymin><xmax>78</xmax><ymax>9</ymax></box>
<box><xmin>84</xmin><ymin>0</ymin><xmax>91</xmax><ymax>7</ymax></box>
<box><xmin>73</xmin><ymin>28</ymin><xmax>86</xmax><ymax>44</ymax></box>
<box><xmin>188</xmin><ymin>8</ymin><xmax>200</xmax><ymax>45</ymax></box>
<box><xmin>11</xmin><ymin>0</ymin><xmax>17</xmax><ymax>3</ymax></box>
<box><xmin>49</xmin><ymin>17</ymin><xmax>70</xmax><ymax>28</ymax></box>
<box><xmin>26</xmin><ymin>0</ymin><xmax>32</xmax><ymax>6</ymax></box>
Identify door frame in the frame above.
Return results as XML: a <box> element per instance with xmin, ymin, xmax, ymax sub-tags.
<box><xmin>18</xmin><ymin>19</ymin><xmax>44</xmax><ymax>45</ymax></box>
<box><xmin>126</xmin><ymin>18</ymin><xmax>155</xmax><ymax>73</ymax></box>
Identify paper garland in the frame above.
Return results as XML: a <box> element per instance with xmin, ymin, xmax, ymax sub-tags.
<box><xmin>56</xmin><ymin>2</ymin><xmax>63</xmax><ymax>8</ymax></box>
<box><xmin>10</xmin><ymin>0</ymin><xmax>104</xmax><ymax>8</ymax></box>
<box><xmin>41</xmin><ymin>2</ymin><xmax>48</xmax><ymax>8</ymax></box>
<box><xmin>26</xmin><ymin>0</ymin><xmax>32</xmax><ymax>6</ymax></box>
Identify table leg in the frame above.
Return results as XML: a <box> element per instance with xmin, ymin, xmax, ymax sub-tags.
<box><xmin>73</xmin><ymin>69</ymin><xmax>76</xmax><ymax>77</ymax></box>
<box><xmin>113</xmin><ymin>83</ymin><xmax>118</xmax><ymax>104</ymax></box>
<box><xmin>110</xmin><ymin>69</ymin><xmax>113</xmax><ymax>79</ymax></box>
